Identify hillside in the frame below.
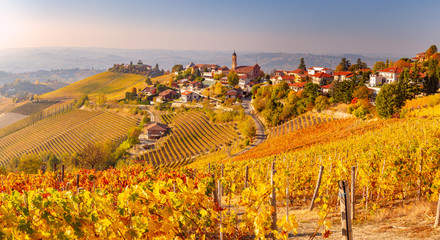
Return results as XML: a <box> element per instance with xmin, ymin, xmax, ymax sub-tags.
<box><xmin>40</xmin><ymin>72</ymin><xmax>172</xmax><ymax>100</ymax></box>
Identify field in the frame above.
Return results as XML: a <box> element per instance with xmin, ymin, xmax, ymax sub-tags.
<box><xmin>0</xmin><ymin>113</ymin><xmax>27</xmax><ymax>129</ymax></box>
<box><xmin>0</xmin><ymin>97</ymin><xmax>28</xmax><ymax>114</ymax></box>
<box><xmin>135</xmin><ymin>111</ymin><xmax>240</xmax><ymax>167</ymax></box>
<box><xmin>0</xmin><ymin>109</ymin><xmax>138</xmax><ymax>165</ymax></box>
<box><xmin>39</xmin><ymin>72</ymin><xmax>173</xmax><ymax>101</ymax></box>
<box><xmin>9</xmin><ymin>101</ymin><xmax>56</xmax><ymax>115</ymax></box>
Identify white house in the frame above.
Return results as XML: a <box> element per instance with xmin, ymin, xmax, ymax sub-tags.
<box><xmin>181</xmin><ymin>91</ymin><xmax>200</xmax><ymax>103</ymax></box>
<box><xmin>369</xmin><ymin>67</ymin><xmax>402</xmax><ymax>86</ymax></box>
<box><xmin>308</xmin><ymin>67</ymin><xmax>333</xmax><ymax>76</ymax></box>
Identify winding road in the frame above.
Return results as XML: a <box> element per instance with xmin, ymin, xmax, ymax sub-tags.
<box><xmin>230</xmin><ymin>97</ymin><xmax>266</xmax><ymax>158</ymax></box>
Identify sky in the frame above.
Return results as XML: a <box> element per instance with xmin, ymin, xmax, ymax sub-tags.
<box><xmin>1</xmin><ymin>0</ymin><xmax>439</xmax><ymax>55</ymax></box>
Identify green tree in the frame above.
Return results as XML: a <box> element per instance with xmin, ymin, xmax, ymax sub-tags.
<box><xmin>145</xmin><ymin>78</ymin><xmax>152</xmax><ymax>85</ymax></box>
<box><xmin>424</xmin><ymin>59</ymin><xmax>440</xmax><ymax>95</ymax></box>
<box><xmin>40</xmin><ymin>152</ymin><xmax>60</xmax><ymax>172</ymax></box>
<box><xmin>127</xmin><ymin>127</ymin><xmax>142</xmax><ymax>146</ymax></box>
<box><xmin>172</xmin><ymin>64</ymin><xmax>183</xmax><ymax>73</ymax></box>
<box><xmin>302</xmin><ymin>82</ymin><xmax>319</xmax><ymax>103</ymax></box>
<box><xmin>376</xmin><ymin>83</ymin><xmax>407</xmax><ymax>118</ymax></box>
<box><xmin>298</xmin><ymin>57</ymin><xmax>306</xmax><ymax>70</ymax></box>
<box><xmin>227</xmin><ymin>71</ymin><xmax>239</xmax><ymax>86</ymax></box>
<box><xmin>156</xmin><ymin>84</ymin><xmax>167</xmax><ymax>93</ymax></box>
<box><xmin>336</xmin><ymin>58</ymin><xmax>351</xmax><ymax>71</ymax></box>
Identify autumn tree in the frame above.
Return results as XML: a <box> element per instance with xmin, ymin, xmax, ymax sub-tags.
<box><xmin>18</xmin><ymin>154</ymin><xmax>43</xmax><ymax>174</ymax></box>
<box><xmin>227</xmin><ymin>71</ymin><xmax>239</xmax><ymax>86</ymax></box>
<box><xmin>76</xmin><ymin>143</ymin><xmax>111</xmax><ymax>169</ymax></box>
<box><xmin>214</xmin><ymin>82</ymin><xmax>226</xmax><ymax>96</ymax></box>
<box><xmin>352</xmin><ymin>85</ymin><xmax>372</xmax><ymax>100</ymax></box>
<box><xmin>426</xmin><ymin>45</ymin><xmax>438</xmax><ymax>58</ymax></box>
<box><xmin>373</xmin><ymin>61</ymin><xmax>386</xmax><ymax>73</ymax></box>
<box><xmin>298</xmin><ymin>57</ymin><xmax>307</xmax><ymax>70</ymax></box>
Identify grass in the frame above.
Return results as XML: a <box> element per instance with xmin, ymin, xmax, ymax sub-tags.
<box><xmin>9</xmin><ymin>102</ymin><xmax>56</xmax><ymax>115</ymax></box>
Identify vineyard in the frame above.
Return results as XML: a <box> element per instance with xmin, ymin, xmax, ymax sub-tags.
<box><xmin>39</xmin><ymin>72</ymin><xmax>173</xmax><ymax>101</ymax></box>
<box><xmin>135</xmin><ymin>111</ymin><xmax>240</xmax><ymax>167</ymax></box>
<box><xmin>2</xmin><ymin>97</ymin><xmax>440</xmax><ymax>239</ymax></box>
<box><xmin>268</xmin><ymin>114</ymin><xmax>334</xmax><ymax>138</ymax></box>
<box><xmin>0</xmin><ymin>109</ymin><xmax>137</xmax><ymax>165</ymax></box>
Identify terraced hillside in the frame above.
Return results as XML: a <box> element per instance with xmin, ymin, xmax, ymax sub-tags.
<box><xmin>268</xmin><ymin>114</ymin><xmax>334</xmax><ymax>138</ymax></box>
<box><xmin>0</xmin><ymin>109</ymin><xmax>137</xmax><ymax>165</ymax></box>
<box><xmin>136</xmin><ymin>111</ymin><xmax>240</xmax><ymax>167</ymax></box>
<box><xmin>39</xmin><ymin>72</ymin><xmax>173</xmax><ymax>100</ymax></box>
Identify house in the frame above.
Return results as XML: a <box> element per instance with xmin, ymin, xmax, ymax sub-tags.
<box><xmin>369</xmin><ymin>67</ymin><xmax>403</xmax><ymax>86</ymax></box>
<box><xmin>144</xmin><ymin>122</ymin><xmax>169</xmax><ymax>140</ymax></box>
<box><xmin>187</xmin><ymin>81</ymin><xmax>204</xmax><ymax>91</ymax></box>
<box><xmin>181</xmin><ymin>91</ymin><xmax>200</xmax><ymax>103</ymax></box>
<box><xmin>288</xmin><ymin>81</ymin><xmax>307</xmax><ymax>91</ymax></box>
<box><xmin>238</xmin><ymin>77</ymin><xmax>251</xmax><ymax>89</ymax></box>
<box><xmin>225</xmin><ymin>89</ymin><xmax>242</xmax><ymax>99</ymax></box>
<box><xmin>308</xmin><ymin>67</ymin><xmax>333</xmax><ymax>76</ymax></box>
<box><xmin>140</xmin><ymin>87</ymin><xmax>156</xmax><ymax>96</ymax></box>
<box><xmin>320</xmin><ymin>84</ymin><xmax>333</xmax><ymax>94</ymax></box>
<box><xmin>333</xmin><ymin>71</ymin><xmax>354</xmax><ymax>82</ymax></box>
<box><xmin>412</xmin><ymin>52</ymin><xmax>427</xmax><ymax>62</ymax></box>
<box><xmin>157</xmin><ymin>89</ymin><xmax>178</xmax><ymax>102</ymax></box>
<box><xmin>311</xmin><ymin>72</ymin><xmax>333</xmax><ymax>85</ymax></box>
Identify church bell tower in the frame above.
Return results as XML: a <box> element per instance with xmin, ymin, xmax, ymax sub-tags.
<box><xmin>232</xmin><ymin>51</ymin><xmax>237</xmax><ymax>70</ymax></box>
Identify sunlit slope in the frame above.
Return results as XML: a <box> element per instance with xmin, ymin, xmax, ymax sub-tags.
<box><xmin>39</xmin><ymin>72</ymin><xmax>147</xmax><ymax>100</ymax></box>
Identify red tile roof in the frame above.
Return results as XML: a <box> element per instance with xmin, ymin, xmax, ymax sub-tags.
<box><xmin>289</xmin><ymin>82</ymin><xmax>307</xmax><ymax>88</ymax></box>
<box><xmin>334</xmin><ymin>71</ymin><xmax>353</xmax><ymax>77</ymax></box>
<box><xmin>312</xmin><ymin>72</ymin><xmax>332</xmax><ymax>78</ymax></box>
<box><xmin>158</xmin><ymin>89</ymin><xmax>178</xmax><ymax>96</ymax></box>
<box><xmin>321</xmin><ymin>84</ymin><xmax>333</xmax><ymax>89</ymax></box>
<box><xmin>378</xmin><ymin>67</ymin><xmax>403</xmax><ymax>74</ymax></box>
<box><xmin>145</xmin><ymin>122</ymin><xmax>168</xmax><ymax>131</ymax></box>
<box><xmin>181</xmin><ymin>91</ymin><xmax>193</xmax><ymax>96</ymax></box>
<box><xmin>281</xmin><ymin>75</ymin><xmax>296</xmax><ymax>81</ymax></box>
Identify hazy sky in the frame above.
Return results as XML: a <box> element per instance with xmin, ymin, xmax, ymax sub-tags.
<box><xmin>1</xmin><ymin>0</ymin><xmax>439</xmax><ymax>55</ymax></box>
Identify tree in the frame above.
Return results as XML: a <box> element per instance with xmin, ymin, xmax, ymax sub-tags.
<box><xmin>213</xmin><ymin>73</ymin><xmax>225</xmax><ymax>80</ymax></box>
<box><xmin>336</xmin><ymin>58</ymin><xmax>351</xmax><ymax>71</ymax></box>
<box><xmin>298</xmin><ymin>57</ymin><xmax>306</xmax><ymax>70</ymax></box>
<box><xmin>302</xmin><ymin>82</ymin><xmax>319</xmax><ymax>103</ymax></box>
<box><xmin>18</xmin><ymin>154</ymin><xmax>43</xmax><ymax>174</ymax></box>
<box><xmin>376</xmin><ymin>83</ymin><xmax>407</xmax><ymax>118</ymax></box>
<box><xmin>314</xmin><ymin>95</ymin><xmax>330</xmax><ymax>112</ymax></box>
<box><xmin>96</xmin><ymin>94</ymin><xmax>107</xmax><ymax>105</ymax></box>
<box><xmin>424</xmin><ymin>59</ymin><xmax>440</xmax><ymax>95</ymax></box>
<box><xmin>156</xmin><ymin>84</ymin><xmax>167</xmax><ymax>93</ymax></box>
<box><xmin>214</xmin><ymin>82</ymin><xmax>226</xmax><ymax>96</ymax></box>
<box><xmin>127</xmin><ymin>127</ymin><xmax>142</xmax><ymax>146</ymax></box>
<box><xmin>227</xmin><ymin>71</ymin><xmax>239</xmax><ymax>86</ymax></box>
<box><xmin>76</xmin><ymin>143</ymin><xmax>111</xmax><ymax>169</ymax></box>
<box><xmin>426</xmin><ymin>45</ymin><xmax>438</xmax><ymax>58</ymax></box>
<box><xmin>40</xmin><ymin>152</ymin><xmax>60</xmax><ymax>172</ymax></box>
<box><xmin>172</xmin><ymin>64</ymin><xmax>183</xmax><ymax>73</ymax></box>
<box><xmin>373</xmin><ymin>61</ymin><xmax>386</xmax><ymax>73</ymax></box>
<box><xmin>145</xmin><ymin>78</ymin><xmax>152</xmax><ymax>85</ymax></box>
<box><xmin>352</xmin><ymin>85</ymin><xmax>372</xmax><ymax>100</ymax></box>
<box><xmin>155</xmin><ymin>63</ymin><xmax>159</xmax><ymax>70</ymax></box>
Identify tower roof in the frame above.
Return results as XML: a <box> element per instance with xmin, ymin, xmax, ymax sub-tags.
<box><xmin>233</xmin><ymin>51</ymin><xmax>236</xmax><ymax>56</ymax></box>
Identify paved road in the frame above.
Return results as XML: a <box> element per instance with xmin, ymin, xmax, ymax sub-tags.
<box><xmin>230</xmin><ymin>97</ymin><xmax>266</xmax><ymax>158</ymax></box>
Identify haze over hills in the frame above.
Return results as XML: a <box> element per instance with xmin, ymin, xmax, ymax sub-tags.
<box><xmin>0</xmin><ymin>47</ymin><xmax>403</xmax><ymax>75</ymax></box>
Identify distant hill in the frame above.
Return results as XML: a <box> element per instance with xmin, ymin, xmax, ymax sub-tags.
<box><xmin>0</xmin><ymin>68</ymin><xmax>105</xmax><ymax>85</ymax></box>
<box><xmin>39</xmin><ymin>72</ymin><xmax>172</xmax><ymax>100</ymax></box>
<box><xmin>0</xmin><ymin>47</ymin><xmax>402</xmax><ymax>74</ymax></box>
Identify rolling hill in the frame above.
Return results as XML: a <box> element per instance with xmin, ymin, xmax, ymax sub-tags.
<box><xmin>39</xmin><ymin>72</ymin><xmax>172</xmax><ymax>100</ymax></box>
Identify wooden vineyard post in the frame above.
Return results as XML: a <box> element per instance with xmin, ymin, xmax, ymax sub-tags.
<box><xmin>76</xmin><ymin>174</ymin><xmax>80</xmax><ymax>191</ymax></box>
<box><xmin>245</xmin><ymin>166</ymin><xmax>249</xmax><ymax>189</ymax></box>
<box><xmin>221</xmin><ymin>164</ymin><xmax>224</xmax><ymax>196</ymax></box>
<box><xmin>310</xmin><ymin>166</ymin><xmax>324</xmax><ymax>211</ymax></box>
<box><xmin>61</xmin><ymin>165</ymin><xmax>65</xmax><ymax>182</ymax></box>
<box><xmin>218</xmin><ymin>179</ymin><xmax>224</xmax><ymax>240</ymax></box>
<box><xmin>418</xmin><ymin>148</ymin><xmax>423</xmax><ymax>200</ymax></box>
<box><xmin>286</xmin><ymin>176</ymin><xmax>289</xmax><ymax>221</ymax></box>
<box><xmin>53</xmin><ymin>163</ymin><xmax>57</xmax><ymax>172</ymax></box>
<box><xmin>351</xmin><ymin>166</ymin><xmax>356</xmax><ymax>220</ymax></box>
<box><xmin>434</xmin><ymin>192</ymin><xmax>440</xmax><ymax>228</ymax></box>
<box><xmin>339</xmin><ymin>180</ymin><xmax>353</xmax><ymax>240</ymax></box>
<box><xmin>270</xmin><ymin>159</ymin><xmax>277</xmax><ymax>238</ymax></box>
